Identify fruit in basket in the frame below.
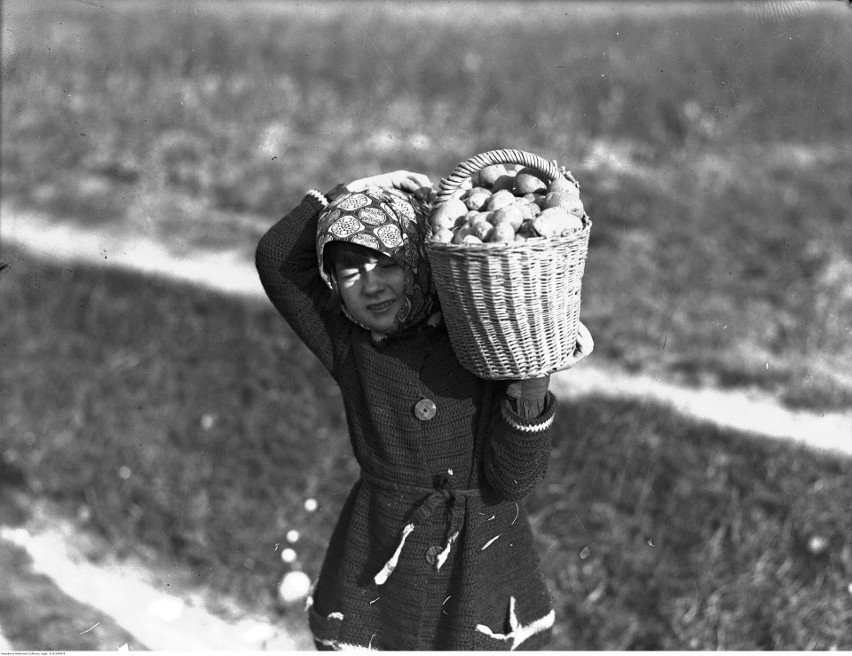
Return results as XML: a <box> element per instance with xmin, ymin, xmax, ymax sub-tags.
<box><xmin>431</xmin><ymin>197</ymin><xmax>468</xmax><ymax>231</ymax></box>
<box><xmin>532</xmin><ymin>207</ymin><xmax>584</xmax><ymax>238</ymax></box>
<box><xmin>517</xmin><ymin>219</ymin><xmax>536</xmax><ymax>237</ymax></box>
<box><xmin>547</xmin><ymin>174</ymin><xmax>579</xmax><ymax>195</ymax></box>
<box><xmin>491</xmin><ymin>174</ymin><xmax>516</xmax><ymax>193</ymax></box>
<box><xmin>546</xmin><ymin>175</ymin><xmax>581</xmax><ymax>199</ymax></box>
<box><xmin>430</xmin><ymin>213</ymin><xmax>457</xmax><ymax>233</ymax></box>
<box><xmin>466</xmin><ymin>211</ymin><xmax>490</xmax><ymax>225</ymax></box>
<box><xmin>543</xmin><ymin>191</ymin><xmax>585</xmax><ymax>215</ymax></box>
<box><xmin>429</xmin><ymin>159</ymin><xmax>588</xmax><ymax>247</ymax></box>
<box><xmin>489</xmin><ymin>204</ymin><xmax>525</xmax><ymax>230</ymax></box>
<box><xmin>479</xmin><ymin>164</ymin><xmax>508</xmax><ymax>187</ymax></box>
<box><xmin>518</xmin><ymin>200</ymin><xmax>541</xmax><ymax>221</ymax></box>
<box><xmin>489</xmin><ymin>222</ymin><xmax>516</xmax><ymax>243</ymax></box>
<box><xmin>451</xmin><ymin>223</ymin><xmax>474</xmax><ymax>244</ymax></box>
<box><xmin>513</xmin><ymin>167</ymin><xmax>549</xmax><ymax>195</ymax></box>
<box><xmin>472</xmin><ymin>221</ymin><xmax>494</xmax><ymax>242</ymax></box>
<box><xmin>432</xmin><ymin>228</ymin><xmax>455</xmax><ymax>244</ymax></box>
<box><xmin>462</xmin><ymin>186</ymin><xmax>490</xmax><ymax>198</ymax></box>
<box><xmin>463</xmin><ymin>188</ymin><xmax>492</xmax><ymax>211</ymax></box>
<box><xmin>485</xmin><ymin>190</ymin><xmax>517</xmax><ymax>211</ymax></box>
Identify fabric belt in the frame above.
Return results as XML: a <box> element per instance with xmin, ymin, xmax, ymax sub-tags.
<box><xmin>360</xmin><ymin>470</ymin><xmax>481</xmax><ymax>585</ymax></box>
<box><xmin>360</xmin><ymin>469</ymin><xmax>484</xmax><ymax>499</ymax></box>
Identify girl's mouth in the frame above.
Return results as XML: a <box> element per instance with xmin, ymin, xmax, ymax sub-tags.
<box><xmin>367</xmin><ymin>300</ymin><xmax>396</xmax><ymax>314</ymax></box>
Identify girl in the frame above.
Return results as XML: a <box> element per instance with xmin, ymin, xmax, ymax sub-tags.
<box><xmin>256</xmin><ymin>170</ymin><xmax>593</xmax><ymax>651</ymax></box>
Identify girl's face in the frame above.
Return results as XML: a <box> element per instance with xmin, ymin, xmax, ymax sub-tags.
<box><xmin>334</xmin><ymin>253</ymin><xmax>405</xmax><ymax>333</ymax></box>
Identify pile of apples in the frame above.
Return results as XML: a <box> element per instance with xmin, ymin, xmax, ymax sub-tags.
<box><xmin>429</xmin><ymin>163</ymin><xmax>586</xmax><ymax>245</ymax></box>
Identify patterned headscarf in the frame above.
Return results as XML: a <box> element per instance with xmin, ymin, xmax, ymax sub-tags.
<box><xmin>317</xmin><ymin>186</ymin><xmax>437</xmax><ymax>335</ymax></box>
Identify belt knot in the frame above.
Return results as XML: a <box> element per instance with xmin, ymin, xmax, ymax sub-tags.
<box><xmin>367</xmin><ymin>469</ymin><xmax>471</xmax><ymax>586</ymax></box>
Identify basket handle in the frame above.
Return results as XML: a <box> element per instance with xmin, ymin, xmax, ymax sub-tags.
<box><xmin>434</xmin><ymin>148</ymin><xmax>575</xmax><ymax>207</ymax></box>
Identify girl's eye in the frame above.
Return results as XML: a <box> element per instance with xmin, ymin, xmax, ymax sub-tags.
<box><xmin>337</xmin><ymin>268</ymin><xmax>359</xmax><ymax>281</ymax></box>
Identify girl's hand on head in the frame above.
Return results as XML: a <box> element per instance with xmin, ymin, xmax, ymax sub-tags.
<box><xmin>347</xmin><ymin>171</ymin><xmax>434</xmax><ymax>197</ymax></box>
<box><xmin>552</xmin><ymin>322</ymin><xmax>594</xmax><ymax>373</ymax></box>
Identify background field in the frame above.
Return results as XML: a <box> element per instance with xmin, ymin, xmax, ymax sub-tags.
<box><xmin>4</xmin><ymin>0</ymin><xmax>852</xmax><ymax>410</ymax></box>
<box><xmin>2</xmin><ymin>0</ymin><xmax>851</xmax><ymax>650</ymax></box>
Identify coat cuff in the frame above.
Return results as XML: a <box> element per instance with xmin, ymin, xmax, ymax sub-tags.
<box><xmin>500</xmin><ymin>391</ymin><xmax>556</xmax><ymax>434</ymax></box>
<box><xmin>305</xmin><ymin>189</ymin><xmax>330</xmax><ymax>209</ymax></box>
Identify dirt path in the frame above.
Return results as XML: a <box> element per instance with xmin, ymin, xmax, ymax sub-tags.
<box><xmin>550</xmin><ymin>366</ymin><xmax>852</xmax><ymax>458</ymax></box>
<box><xmin>0</xmin><ymin>497</ymin><xmax>313</xmax><ymax>651</ymax></box>
<box><xmin>5</xmin><ymin>205</ymin><xmax>850</xmax><ymax>458</ymax></box>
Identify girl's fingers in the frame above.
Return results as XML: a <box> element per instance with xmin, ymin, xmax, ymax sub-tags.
<box><xmin>396</xmin><ymin>171</ymin><xmax>433</xmax><ymax>191</ymax></box>
<box><xmin>413</xmin><ymin>186</ymin><xmax>434</xmax><ymax>202</ymax></box>
<box><xmin>565</xmin><ymin>323</ymin><xmax>593</xmax><ymax>368</ymax></box>
<box><xmin>346</xmin><ymin>171</ymin><xmax>434</xmax><ymax>195</ymax></box>
<box><xmin>575</xmin><ymin>322</ymin><xmax>594</xmax><ymax>355</ymax></box>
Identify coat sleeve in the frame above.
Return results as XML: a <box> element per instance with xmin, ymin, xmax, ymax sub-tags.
<box><xmin>481</xmin><ymin>391</ymin><xmax>558</xmax><ymax>502</ymax></box>
<box><xmin>255</xmin><ymin>194</ymin><xmax>349</xmax><ymax>376</ymax></box>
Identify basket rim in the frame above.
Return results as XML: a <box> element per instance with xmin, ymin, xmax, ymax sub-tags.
<box><xmin>434</xmin><ymin>148</ymin><xmax>579</xmax><ymax>208</ymax></box>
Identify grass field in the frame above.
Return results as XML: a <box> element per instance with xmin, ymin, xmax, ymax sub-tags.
<box><xmin>2</xmin><ymin>254</ymin><xmax>851</xmax><ymax>650</ymax></box>
<box><xmin>2</xmin><ymin>0</ymin><xmax>852</xmax><ymax>650</ymax></box>
<box><xmin>3</xmin><ymin>0</ymin><xmax>851</xmax><ymax>409</ymax></box>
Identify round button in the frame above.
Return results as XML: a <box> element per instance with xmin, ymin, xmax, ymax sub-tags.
<box><xmin>413</xmin><ymin>398</ymin><xmax>437</xmax><ymax>421</ymax></box>
<box><xmin>425</xmin><ymin>545</ymin><xmax>442</xmax><ymax>566</ymax></box>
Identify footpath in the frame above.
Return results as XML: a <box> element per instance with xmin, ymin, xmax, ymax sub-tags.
<box><xmin>2</xmin><ymin>206</ymin><xmax>850</xmax><ymax>651</ymax></box>
<box><xmin>0</xmin><ymin>500</ymin><xmax>312</xmax><ymax>651</ymax></box>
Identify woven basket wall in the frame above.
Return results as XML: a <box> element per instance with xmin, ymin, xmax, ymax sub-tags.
<box><xmin>425</xmin><ymin>148</ymin><xmax>591</xmax><ymax>380</ymax></box>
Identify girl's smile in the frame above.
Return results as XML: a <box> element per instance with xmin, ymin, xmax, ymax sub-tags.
<box><xmin>366</xmin><ymin>299</ymin><xmax>396</xmax><ymax>314</ymax></box>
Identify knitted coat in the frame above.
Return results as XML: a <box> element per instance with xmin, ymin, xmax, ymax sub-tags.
<box><xmin>256</xmin><ymin>194</ymin><xmax>559</xmax><ymax>651</ymax></box>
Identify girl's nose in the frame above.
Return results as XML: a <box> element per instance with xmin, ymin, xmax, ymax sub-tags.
<box><xmin>361</xmin><ymin>267</ymin><xmax>385</xmax><ymax>293</ymax></box>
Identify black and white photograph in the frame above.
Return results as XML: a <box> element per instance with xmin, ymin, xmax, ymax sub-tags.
<box><xmin>1</xmin><ymin>0</ymin><xmax>850</xmax><ymax>651</ymax></box>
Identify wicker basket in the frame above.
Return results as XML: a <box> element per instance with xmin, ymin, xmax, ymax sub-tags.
<box><xmin>425</xmin><ymin>148</ymin><xmax>591</xmax><ymax>380</ymax></box>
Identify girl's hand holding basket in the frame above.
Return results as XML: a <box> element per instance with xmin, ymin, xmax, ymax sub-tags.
<box><xmin>345</xmin><ymin>170</ymin><xmax>435</xmax><ymax>202</ymax></box>
<box><xmin>552</xmin><ymin>321</ymin><xmax>594</xmax><ymax>373</ymax></box>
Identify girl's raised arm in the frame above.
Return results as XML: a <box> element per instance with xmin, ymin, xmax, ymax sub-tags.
<box><xmin>256</xmin><ymin>171</ymin><xmax>434</xmax><ymax>375</ymax></box>
<box><xmin>255</xmin><ymin>193</ymin><xmax>348</xmax><ymax>376</ymax></box>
